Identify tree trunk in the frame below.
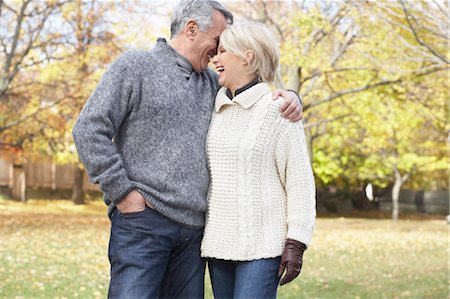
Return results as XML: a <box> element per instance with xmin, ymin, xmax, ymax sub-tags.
<box><xmin>286</xmin><ymin>66</ymin><xmax>301</xmax><ymax>92</ymax></box>
<box><xmin>51</xmin><ymin>160</ymin><xmax>56</xmax><ymax>191</ymax></box>
<box><xmin>392</xmin><ymin>166</ymin><xmax>413</xmax><ymax>223</ymax></box>
<box><xmin>392</xmin><ymin>169</ymin><xmax>402</xmax><ymax>223</ymax></box>
<box><xmin>72</xmin><ymin>165</ymin><xmax>84</xmax><ymax>205</ymax></box>
<box><xmin>12</xmin><ymin>164</ymin><xmax>27</xmax><ymax>202</ymax></box>
<box><xmin>306</xmin><ymin>131</ymin><xmax>314</xmax><ymax>164</ymax></box>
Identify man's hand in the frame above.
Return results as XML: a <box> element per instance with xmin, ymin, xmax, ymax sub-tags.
<box><xmin>278</xmin><ymin>239</ymin><xmax>307</xmax><ymax>285</ymax></box>
<box><xmin>272</xmin><ymin>89</ymin><xmax>303</xmax><ymax>122</ymax></box>
<box><xmin>116</xmin><ymin>190</ymin><xmax>146</xmax><ymax>214</ymax></box>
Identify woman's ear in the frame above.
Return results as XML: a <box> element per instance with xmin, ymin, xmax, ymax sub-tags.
<box><xmin>185</xmin><ymin>20</ymin><xmax>198</xmax><ymax>40</ymax></box>
<box><xmin>244</xmin><ymin>50</ymin><xmax>254</xmax><ymax>65</ymax></box>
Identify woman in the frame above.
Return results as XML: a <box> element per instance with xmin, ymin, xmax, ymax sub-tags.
<box><xmin>201</xmin><ymin>23</ymin><xmax>316</xmax><ymax>299</ymax></box>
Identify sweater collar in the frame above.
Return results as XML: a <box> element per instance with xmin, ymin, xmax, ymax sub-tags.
<box><xmin>226</xmin><ymin>78</ymin><xmax>260</xmax><ymax>99</ymax></box>
<box><xmin>156</xmin><ymin>37</ymin><xmax>193</xmax><ymax>79</ymax></box>
<box><xmin>215</xmin><ymin>82</ymin><xmax>271</xmax><ymax>112</ymax></box>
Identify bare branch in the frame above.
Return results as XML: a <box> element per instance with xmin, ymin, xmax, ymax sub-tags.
<box><xmin>313</xmin><ymin>5</ymin><xmax>347</xmax><ymax>49</ymax></box>
<box><xmin>330</xmin><ymin>29</ymin><xmax>356</xmax><ymax>67</ymax></box>
<box><xmin>261</xmin><ymin>1</ymin><xmax>285</xmax><ymax>42</ymax></box>
<box><xmin>306</xmin><ymin>78</ymin><xmax>401</xmax><ymax>110</ymax></box>
<box><xmin>4</xmin><ymin>0</ymin><xmax>30</xmax><ymax>74</ymax></box>
<box><xmin>1</xmin><ymin>1</ymin><xmax>18</xmax><ymax>16</ymax></box>
<box><xmin>300</xmin><ymin>75</ymin><xmax>320</xmax><ymax>99</ymax></box>
<box><xmin>431</xmin><ymin>0</ymin><xmax>449</xmax><ymax>19</ymax></box>
<box><xmin>399</xmin><ymin>0</ymin><xmax>449</xmax><ymax>64</ymax></box>
<box><xmin>0</xmin><ymin>1</ymin><xmax>61</xmax><ymax>97</ymax></box>
<box><xmin>0</xmin><ymin>94</ymin><xmax>70</xmax><ymax>133</ymax></box>
<box><xmin>304</xmin><ymin>114</ymin><xmax>351</xmax><ymax>129</ymax></box>
<box><xmin>304</xmin><ymin>66</ymin><xmax>449</xmax><ymax>111</ymax></box>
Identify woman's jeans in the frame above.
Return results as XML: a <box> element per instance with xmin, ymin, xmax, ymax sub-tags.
<box><xmin>208</xmin><ymin>257</ymin><xmax>281</xmax><ymax>299</ymax></box>
<box><xmin>108</xmin><ymin>206</ymin><xmax>205</xmax><ymax>299</ymax></box>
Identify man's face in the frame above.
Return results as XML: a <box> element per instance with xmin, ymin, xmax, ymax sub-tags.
<box><xmin>190</xmin><ymin>11</ymin><xmax>227</xmax><ymax>72</ymax></box>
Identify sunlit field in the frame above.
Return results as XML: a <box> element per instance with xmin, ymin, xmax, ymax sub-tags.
<box><xmin>0</xmin><ymin>199</ymin><xmax>447</xmax><ymax>299</ymax></box>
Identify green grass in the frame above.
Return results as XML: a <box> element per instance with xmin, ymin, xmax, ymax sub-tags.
<box><xmin>0</xmin><ymin>199</ymin><xmax>448</xmax><ymax>298</ymax></box>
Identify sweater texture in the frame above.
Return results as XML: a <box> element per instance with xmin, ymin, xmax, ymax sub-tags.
<box><xmin>72</xmin><ymin>39</ymin><xmax>218</xmax><ymax>228</ymax></box>
<box><xmin>201</xmin><ymin>83</ymin><xmax>316</xmax><ymax>261</ymax></box>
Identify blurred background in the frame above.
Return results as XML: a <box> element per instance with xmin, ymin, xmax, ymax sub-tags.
<box><xmin>0</xmin><ymin>0</ymin><xmax>448</xmax><ymax>298</ymax></box>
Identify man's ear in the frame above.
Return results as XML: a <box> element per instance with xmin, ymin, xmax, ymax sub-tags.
<box><xmin>243</xmin><ymin>50</ymin><xmax>254</xmax><ymax>65</ymax></box>
<box><xmin>185</xmin><ymin>20</ymin><xmax>198</xmax><ymax>40</ymax></box>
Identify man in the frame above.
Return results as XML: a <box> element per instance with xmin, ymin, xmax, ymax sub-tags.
<box><xmin>72</xmin><ymin>0</ymin><xmax>303</xmax><ymax>298</ymax></box>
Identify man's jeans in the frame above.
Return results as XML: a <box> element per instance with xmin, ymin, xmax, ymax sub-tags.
<box><xmin>208</xmin><ymin>257</ymin><xmax>281</xmax><ymax>299</ymax></box>
<box><xmin>108</xmin><ymin>206</ymin><xmax>205</xmax><ymax>299</ymax></box>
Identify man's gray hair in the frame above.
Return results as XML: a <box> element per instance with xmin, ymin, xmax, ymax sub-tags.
<box><xmin>170</xmin><ymin>0</ymin><xmax>233</xmax><ymax>38</ymax></box>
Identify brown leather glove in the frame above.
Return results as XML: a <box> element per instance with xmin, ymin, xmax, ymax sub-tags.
<box><xmin>277</xmin><ymin>239</ymin><xmax>307</xmax><ymax>285</ymax></box>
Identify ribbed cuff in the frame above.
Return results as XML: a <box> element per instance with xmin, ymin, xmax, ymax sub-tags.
<box><xmin>287</xmin><ymin>224</ymin><xmax>313</xmax><ymax>248</ymax></box>
<box><xmin>102</xmin><ymin>179</ymin><xmax>135</xmax><ymax>205</ymax></box>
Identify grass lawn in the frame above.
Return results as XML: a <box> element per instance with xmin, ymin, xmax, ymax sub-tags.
<box><xmin>0</xmin><ymin>199</ymin><xmax>448</xmax><ymax>298</ymax></box>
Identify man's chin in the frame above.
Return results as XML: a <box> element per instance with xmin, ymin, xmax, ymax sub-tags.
<box><xmin>196</xmin><ymin>61</ymin><xmax>211</xmax><ymax>72</ymax></box>
<box><xmin>192</xmin><ymin>67</ymin><xmax>204</xmax><ymax>73</ymax></box>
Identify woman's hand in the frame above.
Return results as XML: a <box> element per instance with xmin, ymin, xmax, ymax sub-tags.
<box><xmin>277</xmin><ymin>239</ymin><xmax>307</xmax><ymax>285</ymax></box>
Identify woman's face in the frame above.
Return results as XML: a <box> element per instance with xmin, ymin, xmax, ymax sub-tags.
<box><xmin>211</xmin><ymin>45</ymin><xmax>248</xmax><ymax>92</ymax></box>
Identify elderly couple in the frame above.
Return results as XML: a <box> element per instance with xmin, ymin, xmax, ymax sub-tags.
<box><xmin>73</xmin><ymin>0</ymin><xmax>316</xmax><ymax>298</ymax></box>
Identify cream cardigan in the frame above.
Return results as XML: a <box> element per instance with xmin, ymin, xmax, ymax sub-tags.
<box><xmin>201</xmin><ymin>83</ymin><xmax>316</xmax><ymax>261</ymax></box>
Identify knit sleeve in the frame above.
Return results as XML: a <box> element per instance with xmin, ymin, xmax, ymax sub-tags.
<box><xmin>275</xmin><ymin>121</ymin><xmax>316</xmax><ymax>247</ymax></box>
<box><xmin>72</xmin><ymin>51</ymin><xmax>142</xmax><ymax>204</ymax></box>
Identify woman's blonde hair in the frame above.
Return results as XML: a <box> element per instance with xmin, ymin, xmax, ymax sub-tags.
<box><xmin>219</xmin><ymin>22</ymin><xmax>279</xmax><ymax>83</ymax></box>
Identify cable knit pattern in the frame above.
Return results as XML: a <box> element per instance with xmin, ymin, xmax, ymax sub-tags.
<box><xmin>201</xmin><ymin>82</ymin><xmax>316</xmax><ymax>261</ymax></box>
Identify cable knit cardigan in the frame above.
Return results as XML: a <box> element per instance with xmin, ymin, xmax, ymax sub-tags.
<box><xmin>201</xmin><ymin>82</ymin><xmax>316</xmax><ymax>261</ymax></box>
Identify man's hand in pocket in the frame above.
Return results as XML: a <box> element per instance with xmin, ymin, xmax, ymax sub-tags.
<box><xmin>116</xmin><ymin>190</ymin><xmax>146</xmax><ymax>214</ymax></box>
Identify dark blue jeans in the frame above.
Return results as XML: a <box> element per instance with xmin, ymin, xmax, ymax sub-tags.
<box><xmin>208</xmin><ymin>257</ymin><xmax>281</xmax><ymax>299</ymax></box>
<box><xmin>108</xmin><ymin>206</ymin><xmax>205</xmax><ymax>299</ymax></box>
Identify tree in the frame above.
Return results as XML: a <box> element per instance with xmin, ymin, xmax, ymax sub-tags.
<box><xmin>0</xmin><ymin>0</ymin><xmax>70</xmax><ymax>200</ymax></box>
<box><xmin>1</xmin><ymin>0</ymin><xmax>166</xmax><ymax>203</ymax></box>
<box><xmin>0</xmin><ymin>0</ymin><xmax>120</xmax><ymax>203</ymax></box>
<box><xmin>345</xmin><ymin>0</ymin><xmax>449</xmax><ymax>221</ymax></box>
<box><xmin>227</xmin><ymin>0</ymin><xmax>449</xmax><ymax>220</ymax></box>
<box><xmin>39</xmin><ymin>0</ymin><xmax>120</xmax><ymax>204</ymax></box>
<box><xmin>0</xmin><ymin>0</ymin><xmax>69</xmax><ymax>145</ymax></box>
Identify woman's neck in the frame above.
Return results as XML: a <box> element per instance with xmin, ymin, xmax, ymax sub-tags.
<box><xmin>229</xmin><ymin>76</ymin><xmax>258</xmax><ymax>97</ymax></box>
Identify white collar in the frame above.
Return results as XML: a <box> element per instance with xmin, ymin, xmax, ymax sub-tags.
<box><xmin>215</xmin><ymin>82</ymin><xmax>271</xmax><ymax>112</ymax></box>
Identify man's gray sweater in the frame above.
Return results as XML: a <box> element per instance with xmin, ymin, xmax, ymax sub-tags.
<box><xmin>72</xmin><ymin>39</ymin><xmax>218</xmax><ymax>228</ymax></box>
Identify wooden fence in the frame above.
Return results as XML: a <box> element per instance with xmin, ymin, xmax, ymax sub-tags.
<box><xmin>0</xmin><ymin>155</ymin><xmax>98</xmax><ymax>194</ymax></box>
<box><xmin>1</xmin><ymin>154</ymin><xmax>447</xmax><ymax>214</ymax></box>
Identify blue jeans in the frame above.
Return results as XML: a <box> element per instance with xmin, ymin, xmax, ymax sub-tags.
<box><xmin>208</xmin><ymin>257</ymin><xmax>281</xmax><ymax>299</ymax></box>
<box><xmin>108</xmin><ymin>206</ymin><xmax>205</xmax><ymax>299</ymax></box>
